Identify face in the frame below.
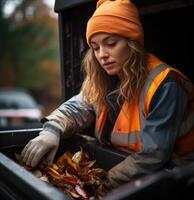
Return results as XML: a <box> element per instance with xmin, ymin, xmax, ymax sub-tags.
<box><xmin>90</xmin><ymin>33</ymin><xmax>130</xmax><ymax>78</ymax></box>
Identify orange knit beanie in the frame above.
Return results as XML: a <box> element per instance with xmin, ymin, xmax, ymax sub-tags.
<box><xmin>86</xmin><ymin>0</ymin><xmax>144</xmax><ymax>46</ymax></box>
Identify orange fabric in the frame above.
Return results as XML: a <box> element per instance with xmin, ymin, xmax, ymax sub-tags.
<box><xmin>112</xmin><ymin>141</ymin><xmax>142</xmax><ymax>152</ymax></box>
<box><xmin>145</xmin><ymin>57</ymin><xmax>194</xmax><ymax>156</ymax></box>
<box><xmin>143</xmin><ymin>54</ymin><xmax>165</xmax><ymax>115</ymax></box>
<box><xmin>113</xmin><ymin>96</ymin><xmax>140</xmax><ymax>133</ymax></box>
<box><xmin>95</xmin><ymin>106</ymin><xmax>107</xmax><ymax>133</ymax></box>
<box><xmin>95</xmin><ymin>53</ymin><xmax>194</xmax><ymax>155</ymax></box>
<box><xmin>144</xmin><ymin>67</ymin><xmax>189</xmax><ymax>116</ymax></box>
<box><xmin>95</xmin><ymin>96</ymin><xmax>142</xmax><ymax>152</ymax></box>
<box><xmin>144</xmin><ymin>54</ymin><xmax>191</xmax><ymax>116</ymax></box>
<box><xmin>144</xmin><ymin>68</ymin><xmax>171</xmax><ymax>116</ymax></box>
<box><xmin>86</xmin><ymin>0</ymin><xmax>144</xmax><ymax>45</ymax></box>
<box><xmin>147</xmin><ymin>54</ymin><xmax>164</xmax><ymax>70</ymax></box>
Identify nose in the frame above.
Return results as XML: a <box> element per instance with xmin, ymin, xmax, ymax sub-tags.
<box><xmin>99</xmin><ymin>47</ymin><xmax>109</xmax><ymax>59</ymax></box>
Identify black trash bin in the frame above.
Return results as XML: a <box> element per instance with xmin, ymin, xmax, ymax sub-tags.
<box><xmin>0</xmin><ymin>129</ymin><xmax>127</xmax><ymax>200</ymax></box>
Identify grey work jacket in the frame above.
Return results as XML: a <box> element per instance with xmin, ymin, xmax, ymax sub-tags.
<box><xmin>42</xmin><ymin>71</ymin><xmax>189</xmax><ymax>186</ymax></box>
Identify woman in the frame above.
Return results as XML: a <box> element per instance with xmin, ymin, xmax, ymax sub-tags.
<box><xmin>21</xmin><ymin>0</ymin><xmax>194</xmax><ymax>188</ymax></box>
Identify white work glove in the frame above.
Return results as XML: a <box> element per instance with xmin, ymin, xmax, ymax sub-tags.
<box><xmin>108</xmin><ymin>154</ymin><xmax>160</xmax><ymax>188</ymax></box>
<box><xmin>21</xmin><ymin>130</ymin><xmax>60</xmax><ymax>168</ymax></box>
<box><xmin>108</xmin><ymin>156</ymin><xmax>136</xmax><ymax>188</ymax></box>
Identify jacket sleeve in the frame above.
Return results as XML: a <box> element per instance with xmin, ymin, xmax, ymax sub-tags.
<box><xmin>108</xmin><ymin>80</ymin><xmax>188</xmax><ymax>187</ymax></box>
<box><xmin>41</xmin><ymin>93</ymin><xmax>95</xmax><ymax>138</ymax></box>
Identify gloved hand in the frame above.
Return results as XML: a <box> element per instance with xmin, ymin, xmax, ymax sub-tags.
<box><xmin>21</xmin><ymin>130</ymin><xmax>60</xmax><ymax>168</ymax></box>
<box><xmin>108</xmin><ymin>154</ymin><xmax>155</xmax><ymax>188</ymax></box>
<box><xmin>108</xmin><ymin>156</ymin><xmax>138</xmax><ymax>188</ymax></box>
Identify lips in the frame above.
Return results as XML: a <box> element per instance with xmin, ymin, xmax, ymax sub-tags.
<box><xmin>103</xmin><ymin>62</ymin><xmax>115</xmax><ymax>68</ymax></box>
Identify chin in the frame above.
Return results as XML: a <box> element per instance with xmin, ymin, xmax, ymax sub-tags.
<box><xmin>106</xmin><ymin>70</ymin><xmax>119</xmax><ymax>76</ymax></box>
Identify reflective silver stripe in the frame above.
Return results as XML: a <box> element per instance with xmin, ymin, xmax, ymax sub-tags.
<box><xmin>111</xmin><ymin>131</ymin><xmax>141</xmax><ymax>145</ymax></box>
<box><xmin>139</xmin><ymin>64</ymin><xmax>169</xmax><ymax>129</ymax></box>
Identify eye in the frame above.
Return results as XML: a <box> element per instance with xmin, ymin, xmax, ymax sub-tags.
<box><xmin>107</xmin><ymin>42</ymin><xmax>116</xmax><ymax>47</ymax></box>
<box><xmin>106</xmin><ymin>39</ymin><xmax>117</xmax><ymax>47</ymax></box>
<box><xmin>92</xmin><ymin>46</ymin><xmax>99</xmax><ymax>51</ymax></box>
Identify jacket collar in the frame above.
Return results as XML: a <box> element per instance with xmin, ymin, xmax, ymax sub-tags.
<box><xmin>147</xmin><ymin>53</ymin><xmax>164</xmax><ymax>71</ymax></box>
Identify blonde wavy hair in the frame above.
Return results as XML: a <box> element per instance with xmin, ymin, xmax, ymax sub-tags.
<box><xmin>81</xmin><ymin>40</ymin><xmax>149</xmax><ymax>111</ymax></box>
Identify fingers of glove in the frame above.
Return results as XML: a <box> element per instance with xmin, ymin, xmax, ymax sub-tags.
<box><xmin>45</xmin><ymin>148</ymin><xmax>58</xmax><ymax>166</ymax></box>
<box><xmin>21</xmin><ymin>141</ymin><xmax>36</xmax><ymax>163</ymax></box>
<box><xmin>25</xmin><ymin>145</ymin><xmax>41</xmax><ymax>167</ymax></box>
<box><xmin>108</xmin><ymin>169</ymin><xmax>131</xmax><ymax>188</ymax></box>
<box><xmin>29</xmin><ymin>146</ymin><xmax>49</xmax><ymax>167</ymax></box>
<box><xmin>21</xmin><ymin>140</ymin><xmax>32</xmax><ymax>158</ymax></box>
<box><xmin>103</xmin><ymin>179</ymin><xmax>113</xmax><ymax>190</ymax></box>
<box><xmin>21</xmin><ymin>135</ymin><xmax>41</xmax><ymax>159</ymax></box>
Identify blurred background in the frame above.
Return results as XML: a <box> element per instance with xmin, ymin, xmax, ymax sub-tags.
<box><xmin>0</xmin><ymin>0</ymin><xmax>61</xmax><ymax>130</ymax></box>
<box><xmin>1</xmin><ymin>0</ymin><xmax>193</xmax><ymax>131</ymax></box>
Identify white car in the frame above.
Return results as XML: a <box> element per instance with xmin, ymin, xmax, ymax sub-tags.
<box><xmin>0</xmin><ymin>88</ymin><xmax>43</xmax><ymax>130</ymax></box>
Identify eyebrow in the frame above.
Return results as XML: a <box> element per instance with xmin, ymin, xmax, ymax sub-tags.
<box><xmin>90</xmin><ymin>35</ymin><xmax>117</xmax><ymax>45</ymax></box>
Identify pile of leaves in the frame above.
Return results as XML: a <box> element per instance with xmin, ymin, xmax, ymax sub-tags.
<box><xmin>16</xmin><ymin>147</ymin><xmax>110</xmax><ymax>199</ymax></box>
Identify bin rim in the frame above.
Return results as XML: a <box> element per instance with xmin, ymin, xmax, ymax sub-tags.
<box><xmin>54</xmin><ymin>0</ymin><xmax>94</xmax><ymax>13</ymax></box>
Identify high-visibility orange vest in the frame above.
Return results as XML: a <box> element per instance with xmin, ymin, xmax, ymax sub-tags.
<box><xmin>95</xmin><ymin>54</ymin><xmax>194</xmax><ymax>156</ymax></box>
